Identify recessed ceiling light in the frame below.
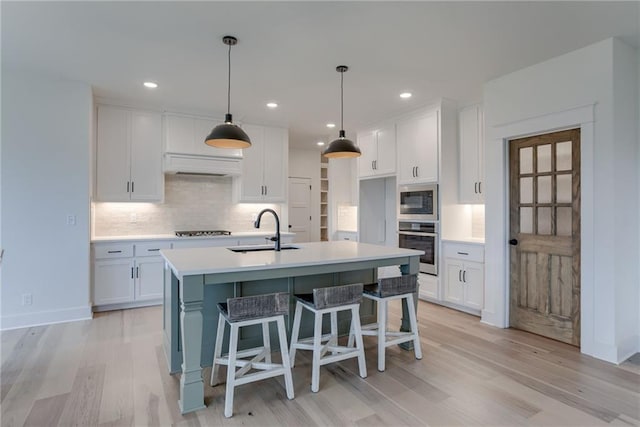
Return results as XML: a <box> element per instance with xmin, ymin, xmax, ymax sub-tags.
<box><xmin>317</xmin><ymin>141</ymin><xmax>325</xmax><ymax>146</ymax></box>
<box><xmin>266</xmin><ymin>102</ymin><xmax>278</xmax><ymax>108</ymax></box>
<box><xmin>143</xmin><ymin>81</ymin><xmax>158</xmax><ymax>89</ymax></box>
<box><xmin>326</xmin><ymin>123</ymin><xmax>336</xmax><ymax>128</ymax></box>
<box><xmin>400</xmin><ymin>92</ymin><xmax>412</xmax><ymax>99</ymax></box>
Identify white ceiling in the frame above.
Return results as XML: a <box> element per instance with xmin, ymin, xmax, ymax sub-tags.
<box><xmin>3</xmin><ymin>1</ymin><xmax>639</xmax><ymax>149</ymax></box>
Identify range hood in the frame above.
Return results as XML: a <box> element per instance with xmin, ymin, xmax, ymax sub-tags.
<box><xmin>164</xmin><ymin>153</ymin><xmax>242</xmax><ymax>176</ymax></box>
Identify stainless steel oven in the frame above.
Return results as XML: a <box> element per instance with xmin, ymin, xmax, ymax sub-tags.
<box><xmin>398</xmin><ymin>184</ymin><xmax>438</xmax><ymax>221</ymax></box>
<box><xmin>398</xmin><ymin>221</ymin><xmax>438</xmax><ymax>275</ymax></box>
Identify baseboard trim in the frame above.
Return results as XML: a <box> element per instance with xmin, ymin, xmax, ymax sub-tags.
<box><xmin>616</xmin><ymin>334</ymin><xmax>640</xmax><ymax>364</ymax></box>
<box><xmin>1</xmin><ymin>305</ymin><xmax>93</xmax><ymax>331</ymax></box>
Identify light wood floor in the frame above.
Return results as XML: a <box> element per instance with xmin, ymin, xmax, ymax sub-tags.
<box><xmin>2</xmin><ymin>301</ymin><xmax>638</xmax><ymax>427</ymax></box>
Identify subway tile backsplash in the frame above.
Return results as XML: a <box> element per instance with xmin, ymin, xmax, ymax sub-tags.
<box><xmin>93</xmin><ymin>175</ymin><xmax>281</xmax><ymax>236</ymax></box>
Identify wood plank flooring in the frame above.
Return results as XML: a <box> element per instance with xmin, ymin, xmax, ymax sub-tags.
<box><xmin>1</xmin><ymin>301</ymin><xmax>638</xmax><ymax>426</ymax></box>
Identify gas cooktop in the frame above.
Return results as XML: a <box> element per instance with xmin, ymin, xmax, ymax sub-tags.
<box><xmin>175</xmin><ymin>230</ymin><xmax>232</xmax><ymax>237</ymax></box>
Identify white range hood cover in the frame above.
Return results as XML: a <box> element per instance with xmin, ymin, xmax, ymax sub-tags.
<box><xmin>164</xmin><ymin>153</ymin><xmax>242</xmax><ymax>176</ymax></box>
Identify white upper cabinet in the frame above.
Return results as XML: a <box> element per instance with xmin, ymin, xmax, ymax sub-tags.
<box><xmin>357</xmin><ymin>124</ymin><xmax>396</xmax><ymax>179</ymax></box>
<box><xmin>397</xmin><ymin>110</ymin><xmax>439</xmax><ymax>184</ymax></box>
<box><xmin>164</xmin><ymin>113</ymin><xmax>243</xmax><ymax>158</ymax></box>
<box><xmin>234</xmin><ymin>124</ymin><xmax>288</xmax><ymax>202</ymax></box>
<box><xmin>96</xmin><ymin>105</ymin><xmax>163</xmax><ymax>202</ymax></box>
<box><xmin>459</xmin><ymin>104</ymin><xmax>484</xmax><ymax>203</ymax></box>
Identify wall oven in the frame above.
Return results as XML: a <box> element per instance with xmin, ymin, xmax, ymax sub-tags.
<box><xmin>398</xmin><ymin>184</ymin><xmax>438</xmax><ymax>221</ymax></box>
<box><xmin>398</xmin><ymin>221</ymin><xmax>438</xmax><ymax>275</ymax></box>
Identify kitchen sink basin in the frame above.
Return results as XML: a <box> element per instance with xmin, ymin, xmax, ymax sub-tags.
<box><xmin>227</xmin><ymin>245</ymin><xmax>300</xmax><ymax>253</ymax></box>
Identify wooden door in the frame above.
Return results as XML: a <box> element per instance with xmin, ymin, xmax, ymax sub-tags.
<box><xmin>288</xmin><ymin>177</ymin><xmax>311</xmax><ymax>243</ymax></box>
<box><xmin>509</xmin><ymin>129</ymin><xmax>580</xmax><ymax>346</ymax></box>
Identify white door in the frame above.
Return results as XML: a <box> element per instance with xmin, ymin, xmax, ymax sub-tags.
<box><xmin>288</xmin><ymin>177</ymin><xmax>311</xmax><ymax>243</ymax></box>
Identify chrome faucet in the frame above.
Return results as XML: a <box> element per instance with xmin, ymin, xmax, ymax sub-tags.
<box><xmin>254</xmin><ymin>209</ymin><xmax>281</xmax><ymax>251</ymax></box>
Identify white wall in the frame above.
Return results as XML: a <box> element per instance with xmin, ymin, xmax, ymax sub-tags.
<box><xmin>1</xmin><ymin>70</ymin><xmax>93</xmax><ymax>329</ymax></box>
<box><xmin>483</xmin><ymin>38</ymin><xmax>639</xmax><ymax>363</ymax></box>
<box><xmin>329</xmin><ymin>157</ymin><xmax>357</xmax><ymax>239</ymax></box>
<box><xmin>288</xmin><ymin>148</ymin><xmax>321</xmax><ymax>242</ymax></box>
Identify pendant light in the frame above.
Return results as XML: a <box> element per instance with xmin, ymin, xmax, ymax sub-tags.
<box><xmin>205</xmin><ymin>36</ymin><xmax>251</xmax><ymax>149</ymax></box>
<box><xmin>323</xmin><ymin>65</ymin><xmax>361</xmax><ymax>158</ymax></box>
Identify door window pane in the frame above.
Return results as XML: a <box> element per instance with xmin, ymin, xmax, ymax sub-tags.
<box><xmin>537</xmin><ymin>144</ymin><xmax>551</xmax><ymax>173</ymax></box>
<box><xmin>537</xmin><ymin>176</ymin><xmax>552</xmax><ymax>203</ymax></box>
<box><xmin>537</xmin><ymin>207</ymin><xmax>552</xmax><ymax>235</ymax></box>
<box><xmin>520</xmin><ymin>207</ymin><xmax>533</xmax><ymax>233</ymax></box>
<box><xmin>557</xmin><ymin>174</ymin><xmax>572</xmax><ymax>203</ymax></box>
<box><xmin>557</xmin><ymin>207</ymin><xmax>572</xmax><ymax>236</ymax></box>
<box><xmin>520</xmin><ymin>147</ymin><xmax>532</xmax><ymax>174</ymax></box>
<box><xmin>520</xmin><ymin>177</ymin><xmax>533</xmax><ymax>203</ymax></box>
<box><xmin>556</xmin><ymin>141</ymin><xmax>572</xmax><ymax>171</ymax></box>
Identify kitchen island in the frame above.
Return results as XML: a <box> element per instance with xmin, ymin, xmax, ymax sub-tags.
<box><xmin>160</xmin><ymin>240</ymin><xmax>423</xmax><ymax>414</ymax></box>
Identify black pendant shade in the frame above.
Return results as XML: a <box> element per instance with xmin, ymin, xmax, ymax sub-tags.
<box><xmin>323</xmin><ymin>65</ymin><xmax>361</xmax><ymax>159</ymax></box>
<box><xmin>323</xmin><ymin>130</ymin><xmax>361</xmax><ymax>158</ymax></box>
<box><xmin>205</xmin><ymin>35</ymin><xmax>251</xmax><ymax>149</ymax></box>
<box><xmin>205</xmin><ymin>113</ymin><xmax>251</xmax><ymax>149</ymax></box>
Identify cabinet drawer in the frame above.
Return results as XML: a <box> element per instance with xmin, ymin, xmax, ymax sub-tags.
<box><xmin>443</xmin><ymin>243</ymin><xmax>484</xmax><ymax>263</ymax></box>
<box><xmin>94</xmin><ymin>243</ymin><xmax>134</xmax><ymax>259</ymax></box>
<box><xmin>135</xmin><ymin>241</ymin><xmax>172</xmax><ymax>257</ymax></box>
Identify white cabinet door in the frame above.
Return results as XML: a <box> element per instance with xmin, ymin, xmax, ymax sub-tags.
<box><xmin>96</xmin><ymin>105</ymin><xmax>131</xmax><ymax>201</ymax></box>
<box><xmin>418</xmin><ymin>272</ymin><xmax>438</xmax><ymax>300</ymax></box>
<box><xmin>357</xmin><ymin>131</ymin><xmax>377</xmax><ymax>178</ymax></box>
<box><xmin>238</xmin><ymin>124</ymin><xmax>265</xmax><ymax>202</ymax></box>
<box><xmin>130</xmin><ymin>111</ymin><xmax>163</xmax><ymax>201</ymax></box>
<box><xmin>462</xmin><ymin>261</ymin><xmax>484</xmax><ymax>310</ymax></box>
<box><xmin>443</xmin><ymin>259</ymin><xmax>464</xmax><ymax>304</ymax></box>
<box><xmin>375</xmin><ymin>124</ymin><xmax>396</xmax><ymax>176</ymax></box>
<box><xmin>397</xmin><ymin>111</ymin><xmax>438</xmax><ymax>184</ymax></box>
<box><xmin>94</xmin><ymin>258</ymin><xmax>135</xmax><ymax>305</ymax></box>
<box><xmin>459</xmin><ymin>105</ymin><xmax>484</xmax><ymax>203</ymax></box>
<box><xmin>135</xmin><ymin>256</ymin><xmax>165</xmax><ymax>301</ymax></box>
<box><xmin>235</xmin><ymin>125</ymin><xmax>287</xmax><ymax>203</ymax></box>
<box><xmin>165</xmin><ymin>115</ymin><xmax>194</xmax><ymax>154</ymax></box>
<box><xmin>262</xmin><ymin>126</ymin><xmax>287</xmax><ymax>202</ymax></box>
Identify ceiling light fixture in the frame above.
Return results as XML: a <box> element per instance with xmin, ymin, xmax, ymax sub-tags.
<box><xmin>205</xmin><ymin>35</ymin><xmax>251</xmax><ymax>149</ymax></box>
<box><xmin>400</xmin><ymin>92</ymin><xmax>412</xmax><ymax>99</ymax></box>
<box><xmin>317</xmin><ymin>141</ymin><xmax>325</xmax><ymax>146</ymax></box>
<box><xmin>326</xmin><ymin>123</ymin><xmax>336</xmax><ymax>128</ymax></box>
<box><xmin>266</xmin><ymin>102</ymin><xmax>278</xmax><ymax>108</ymax></box>
<box><xmin>143</xmin><ymin>81</ymin><xmax>158</xmax><ymax>89</ymax></box>
<box><xmin>323</xmin><ymin>66</ymin><xmax>361</xmax><ymax>159</ymax></box>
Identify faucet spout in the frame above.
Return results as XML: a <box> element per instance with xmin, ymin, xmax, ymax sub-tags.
<box><xmin>254</xmin><ymin>209</ymin><xmax>281</xmax><ymax>251</ymax></box>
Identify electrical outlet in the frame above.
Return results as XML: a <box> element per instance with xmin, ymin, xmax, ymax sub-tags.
<box><xmin>66</xmin><ymin>214</ymin><xmax>76</xmax><ymax>226</ymax></box>
<box><xmin>22</xmin><ymin>294</ymin><xmax>32</xmax><ymax>306</ymax></box>
<box><xmin>130</xmin><ymin>213</ymin><xmax>137</xmax><ymax>223</ymax></box>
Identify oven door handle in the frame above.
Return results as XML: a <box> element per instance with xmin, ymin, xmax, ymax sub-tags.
<box><xmin>398</xmin><ymin>231</ymin><xmax>437</xmax><ymax>237</ymax></box>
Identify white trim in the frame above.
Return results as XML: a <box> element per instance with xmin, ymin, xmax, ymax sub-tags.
<box><xmin>483</xmin><ymin>103</ymin><xmax>595</xmax><ymax>356</ymax></box>
<box><xmin>1</xmin><ymin>305</ymin><xmax>93</xmax><ymax>331</ymax></box>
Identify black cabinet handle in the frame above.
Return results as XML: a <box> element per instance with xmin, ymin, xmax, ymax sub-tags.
<box><xmin>474</xmin><ymin>182</ymin><xmax>478</xmax><ymax>194</ymax></box>
<box><xmin>147</xmin><ymin>248</ymin><xmax>160</xmax><ymax>252</ymax></box>
<box><xmin>479</xmin><ymin>182</ymin><xmax>482</xmax><ymax>194</ymax></box>
<box><xmin>131</xmin><ymin>182</ymin><xmax>134</xmax><ymax>193</ymax></box>
<box><xmin>265</xmin><ymin>186</ymin><xmax>267</xmax><ymax>195</ymax></box>
<box><xmin>136</xmin><ymin>267</ymin><xmax>139</xmax><ymax>278</ymax></box>
<box><xmin>458</xmin><ymin>270</ymin><xmax>462</xmax><ymax>282</ymax></box>
<box><xmin>463</xmin><ymin>270</ymin><xmax>467</xmax><ymax>283</ymax></box>
<box><xmin>509</xmin><ymin>239</ymin><xmax>518</xmax><ymax>246</ymax></box>
<box><xmin>107</xmin><ymin>250</ymin><xmax>122</xmax><ymax>254</ymax></box>
<box><xmin>415</xmin><ymin>166</ymin><xmax>418</xmax><ymax>177</ymax></box>
<box><xmin>457</xmin><ymin>251</ymin><xmax>469</xmax><ymax>256</ymax></box>
<box><xmin>127</xmin><ymin>181</ymin><xmax>130</xmax><ymax>193</ymax></box>
<box><xmin>131</xmin><ymin>267</ymin><xmax>134</xmax><ymax>279</ymax></box>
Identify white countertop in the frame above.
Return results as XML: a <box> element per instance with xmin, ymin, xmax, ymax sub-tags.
<box><xmin>160</xmin><ymin>241</ymin><xmax>424</xmax><ymax>279</ymax></box>
<box><xmin>91</xmin><ymin>231</ymin><xmax>295</xmax><ymax>243</ymax></box>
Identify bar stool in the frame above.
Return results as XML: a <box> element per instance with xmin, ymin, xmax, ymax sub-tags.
<box><xmin>289</xmin><ymin>283</ymin><xmax>367</xmax><ymax>392</ymax></box>
<box><xmin>350</xmin><ymin>274</ymin><xmax>422</xmax><ymax>372</ymax></box>
<box><xmin>210</xmin><ymin>292</ymin><xmax>294</xmax><ymax>418</ymax></box>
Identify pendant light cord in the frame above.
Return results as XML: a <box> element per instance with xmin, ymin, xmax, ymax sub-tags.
<box><xmin>227</xmin><ymin>42</ymin><xmax>231</xmax><ymax>115</ymax></box>
<box><xmin>340</xmin><ymin>70</ymin><xmax>344</xmax><ymax>130</ymax></box>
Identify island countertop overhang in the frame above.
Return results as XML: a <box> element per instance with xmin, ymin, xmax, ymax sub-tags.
<box><xmin>160</xmin><ymin>241</ymin><xmax>424</xmax><ymax>280</ymax></box>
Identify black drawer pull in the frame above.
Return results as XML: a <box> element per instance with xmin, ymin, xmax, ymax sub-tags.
<box><xmin>147</xmin><ymin>248</ymin><xmax>160</xmax><ymax>252</ymax></box>
<box><xmin>457</xmin><ymin>251</ymin><xmax>469</xmax><ymax>255</ymax></box>
<box><xmin>107</xmin><ymin>250</ymin><xmax>122</xmax><ymax>254</ymax></box>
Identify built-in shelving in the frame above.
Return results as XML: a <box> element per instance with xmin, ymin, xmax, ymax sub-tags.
<box><xmin>320</xmin><ymin>155</ymin><xmax>328</xmax><ymax>241</ymax></box>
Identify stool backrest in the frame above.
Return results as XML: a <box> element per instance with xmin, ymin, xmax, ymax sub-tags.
<box><xmin>313</xmin><ymin>283</ymin><xmax>363</xmax><ymax>309</ymax></box>
<box><xmin>227</xmin><ymin>292</ymin><xmax>289</xmax><ymax>321</ymax></box>
<box><xmin>378</xmin><ymin>274</ymin><xmax>418</xmax><ymax>297</ymax></box>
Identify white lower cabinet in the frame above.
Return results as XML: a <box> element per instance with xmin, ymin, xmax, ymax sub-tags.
<box><xmin>418</xmin><ymin>273</ymin><xmax>439</xmax><ymax>300</ymax></box>
<box><xmin>93</xmin><ymin>241</ymin><xmax>171</xmax><ymax>308</ymax></box>
<box><xmin>442</xmin><ymin>241</ymin><xmax>484</xmax><ymax>313</ymax></box>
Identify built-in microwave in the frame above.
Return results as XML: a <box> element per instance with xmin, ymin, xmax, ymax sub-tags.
<box><xmin>398</xmin><ymin>184</ymin><xmax>438</xmax><ymax>221</ymax></box>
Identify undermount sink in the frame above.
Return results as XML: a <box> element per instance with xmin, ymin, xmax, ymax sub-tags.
<box><xmin>227</xmin><ymin>245</ymin><xmax>300</xmax><ymax>253</ymax></box>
